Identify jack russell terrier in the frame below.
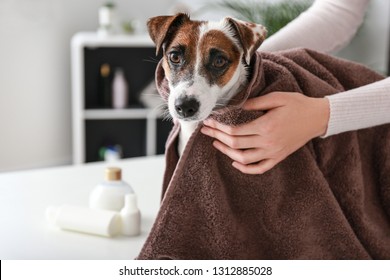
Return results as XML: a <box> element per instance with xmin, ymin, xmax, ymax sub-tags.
<box><xmin>147</xmin><ymin>13</ymin><xmax>267</xmax><ymax>156</ymax></box>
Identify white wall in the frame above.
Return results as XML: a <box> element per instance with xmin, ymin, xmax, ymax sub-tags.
<box><xmin>0</xmin><ymin>0</ymin><xmax>389</xmax><ymax>172</ymax></box>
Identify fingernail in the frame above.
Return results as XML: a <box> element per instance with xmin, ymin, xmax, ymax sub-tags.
<box><xmin>200</xmin><ymin>127</ymin><xmax>209</xmax><ymax>135</ymax></box>
<box><xmin>203</xmin><ymin>119</ymin><xmax>212</xmax><ymax>126</ymax></box>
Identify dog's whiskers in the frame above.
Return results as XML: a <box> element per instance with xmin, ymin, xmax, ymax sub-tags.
<box><xmin>143</xmin><ymin>57</ymin><xmax>160</xmax><ymax>64</ymax></box>
<box><xmin>159</xmin><ymin>106</ymin><xmax>173</xmax><ymax>122</ymax></box>
<box><xmin>154</xmin><ymin>103</ymin><xmax>168</xmax><ymax>113</ymax></box>
<box><xmin>161</xmin><ymin>110</ymin><xmax>173</xmax><ymax>122</ymax></box>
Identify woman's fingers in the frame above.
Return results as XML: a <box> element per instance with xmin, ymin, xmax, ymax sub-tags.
<box><xmin>203</xmin><ymin>119</ymin><xmax>257</xmax><ymax>136</ymax></box>
<box><xmin>243</xmin><ymin>92</ymin><xmax>287</xmax><ymax>111</ymax></box>
<box><xmin>201</xmin><ymin>126</ymin><xmax>260</xmax><ymax>149</ymax></box>
<box><xmin>212</xmin><ymin>140</ymin><xmax>267</xmax><ymax>165</ymax></box>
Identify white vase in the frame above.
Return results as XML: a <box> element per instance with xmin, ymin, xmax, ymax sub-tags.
<box><xmin>98</xmin><ymin>5</ymin><xmax>116</xmax><ymax>36</ymax></box>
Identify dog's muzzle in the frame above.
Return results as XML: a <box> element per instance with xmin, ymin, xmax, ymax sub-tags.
<box><xmin>174</xmin><ymin>97</ymin><xmax>200</xmax><ymax>119</ymax></box>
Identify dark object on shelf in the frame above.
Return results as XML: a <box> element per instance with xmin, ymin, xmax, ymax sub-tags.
<box><xmin>98</xmin><ymin>63</ymin><xmax>113</xmax><ymax>108</ymax></box>
<box><xmin>98</xmin><ymin>144</ymin><xmax>123</xmax><ymax>161</ymax></box>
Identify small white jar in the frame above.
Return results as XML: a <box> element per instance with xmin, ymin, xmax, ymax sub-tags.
<box><xmin>120</xmin><ymin>193</ymin><xmax>141</xmax><ymax>236</ymax></box>
<box><xmin>89</xmin><ymin>167</ymin><xmax>134</xmax><ymax>212</ymax></box>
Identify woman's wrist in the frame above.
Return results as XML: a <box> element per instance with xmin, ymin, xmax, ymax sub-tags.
<box><xmin>313</xmin><ymin>97</ymin><xmax>330</xmax><ymax>137</ymax></box>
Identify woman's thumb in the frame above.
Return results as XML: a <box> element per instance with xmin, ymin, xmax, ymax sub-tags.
<box><xmin>243</xmin><ymin>92</ymin><xmax>287</xmax><ymax>111</ymax></box>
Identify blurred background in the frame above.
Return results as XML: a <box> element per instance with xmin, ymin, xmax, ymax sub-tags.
<box><xmin>0</xmin><ymin>0</ymin><xmax>389</xmax><ymax>172</ymax></box>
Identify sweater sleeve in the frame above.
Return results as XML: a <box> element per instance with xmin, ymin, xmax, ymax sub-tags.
<box><xmin>323</xmin><ymin>78</ymin><xmax>390</xmax><ymax>137</ymax></box>
<box><xmin>259</xmin><ymin>0</ymin><xmax>370</xmax><ymax>54</ymax></box>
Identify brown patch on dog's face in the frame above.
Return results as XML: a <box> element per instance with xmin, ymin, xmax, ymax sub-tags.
<box><xmin>162</xmin><ymin>20</ymin><xmax>203</xmax><ymax>86</ymax></box>
<box><xmin>247</xmin><ymin>22</ymin><xmax>256</xmax><ymax>28</ymax></box>
<box><xmin>147</xmin><ymin>13</ymin><xmax>191</xmax><ymax>55</ymax></box>
<box><xmin>198</xmin><ymin>30</ymin><xmax>241</xmax><ymax>87</ymax></box>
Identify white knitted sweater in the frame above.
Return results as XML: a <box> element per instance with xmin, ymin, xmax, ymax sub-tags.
<box><xmin>259</xmin><ymin>0</ymin><xmax>390</xmax><ymax>137</ymax></box>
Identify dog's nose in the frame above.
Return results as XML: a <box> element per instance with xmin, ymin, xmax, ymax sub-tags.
<box><xmin>175</xmin><ymin>97</ymin><xmax>200</xmax><ymax>118</ymax></box>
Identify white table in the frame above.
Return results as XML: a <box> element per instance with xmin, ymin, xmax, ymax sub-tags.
<box><xmin>0</xmin><ymin>155</ymin><xmax>165</xmax><ymax>260</ymax></box>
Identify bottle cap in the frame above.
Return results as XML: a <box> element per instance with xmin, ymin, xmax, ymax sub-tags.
<box><xmin>105</xmin><ymin>167</ymin><xmax>122</xmax><ymax>181</ymax></box>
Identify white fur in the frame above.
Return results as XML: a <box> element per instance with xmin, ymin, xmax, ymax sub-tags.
<box><xmin>177</xmin><ymin>120</ymin><xmax>199</xmax><ymax>157</ymax></box>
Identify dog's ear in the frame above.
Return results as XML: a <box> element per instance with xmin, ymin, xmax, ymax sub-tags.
<box><xmin>225</xmin><ymin>17</ymin><xmax>267</xmax><ymax>65</ymax></box>
<box><xmin>147</xmin><ymin>13</ymin><xmax>190</xmax><ymax>56</ymax></box>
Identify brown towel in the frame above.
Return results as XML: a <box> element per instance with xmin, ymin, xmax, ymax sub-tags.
<box><xmin>138</xmin><ymin>48</ymin><xmax>390</xmax><ymax>259</ymax></box>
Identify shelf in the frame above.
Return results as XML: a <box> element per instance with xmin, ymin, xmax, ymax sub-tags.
<box><xmin>83</xmin><ymin>46</ymin><xmax>159</xmax><ymax>109</ymax></box>
<box><xmin>71</xmin><ymin>31</ymin><xmax>172</xmax><ymax>164</ymax></box>
<box><xmin>83</xmin><ymin>108</ymin><xmax>161</xmax><ymax>120</ymax></box>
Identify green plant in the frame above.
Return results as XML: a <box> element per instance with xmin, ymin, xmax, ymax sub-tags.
<box><xmin>204</xmin><ymin>0</ymin><xmax>313</xmax><ymax>37</ymax></box>
<box><xmin>103</xmin><ymin>2</ymin><xmax>116</xmax><ymax>9</ymax></box>
<box><xmin>122</xmin><ymin>20</ymin><xmax>136</xmax><ymax>34</ymax></box>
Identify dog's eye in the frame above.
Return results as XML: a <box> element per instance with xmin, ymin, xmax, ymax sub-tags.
<box><xmin>169</xmin><ymin>52</ymin><xmax>182</xmax><ymax>64</ymax></box>
<box><xmin>212</xmin><ymin>56</ymin><xmax>228</xmax><ymax>68</ymax></box>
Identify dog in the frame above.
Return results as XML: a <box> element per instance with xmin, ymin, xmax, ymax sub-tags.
<box><xmin>147</xmin><ymin>13</ymin><xmax>267</xmax><ymax>156</ymax></box>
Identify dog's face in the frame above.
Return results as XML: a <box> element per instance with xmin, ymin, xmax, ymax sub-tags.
<box><xmin>148</xmin><ymin>14</ymin><xmax>266</xmax><ymax>122</ymax></box>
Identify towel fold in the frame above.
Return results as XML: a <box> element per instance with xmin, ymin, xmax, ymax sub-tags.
<box><xmin>138</xmin><ymin>48</ymin><xmax>390</xmax><ymax>259</ymax></box>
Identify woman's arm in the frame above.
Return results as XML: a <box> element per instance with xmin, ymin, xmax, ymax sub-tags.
<box><xmin>260</xmin><ymin>0</ymin><xmax>370</xmax><ymax>53</ymax></box>
<box><xmin>324</xmin><ymin>77</ymin><xmax>390</xmax><ymax>137</ymax></box>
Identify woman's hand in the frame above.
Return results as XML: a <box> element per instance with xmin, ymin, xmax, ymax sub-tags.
<box><xmin>201</xmin><ymin>91</ymin><xmax>330</xmax><ymax>174</ymax></box>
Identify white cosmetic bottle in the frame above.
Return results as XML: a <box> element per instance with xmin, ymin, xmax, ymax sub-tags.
<box><xmin>89</xmin><ymin>167</ymin><xmax>134</xmax><ymax>211</ymax></box>
<box><xmin>112</xmin><ymin>68</ymin><xmax>128</xmax><ymax>109</ymax></box>
<box><xmin>46</xmin><ymin>205</ymin><xmax>121</xmax><ymax>237</ymax></box>
<box><xmin>120</xmin><ymin>193</ymin><xmax>141</xmax><ymax>236</ymax></box>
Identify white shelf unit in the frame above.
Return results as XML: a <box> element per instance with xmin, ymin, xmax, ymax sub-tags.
<box><xmin>71</xmin><ymin>32</ymin><xmax>167</xmax><ymax>164</ymax></box>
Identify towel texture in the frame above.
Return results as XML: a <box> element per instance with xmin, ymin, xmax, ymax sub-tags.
<box><xmin>138</xmin><ymin>48</ymin><xmax>390</xmax><ymax>259</ymax></box>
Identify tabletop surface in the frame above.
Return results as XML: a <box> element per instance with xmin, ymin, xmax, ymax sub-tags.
<box><xmin>0</xmin><ymin>155</ymin><xmax>165</xmax><ymax>260</ymax></box>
